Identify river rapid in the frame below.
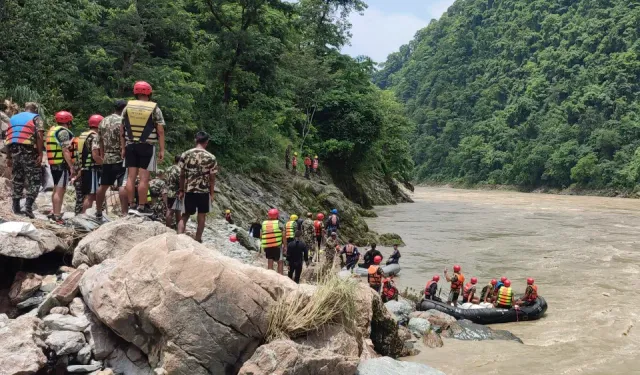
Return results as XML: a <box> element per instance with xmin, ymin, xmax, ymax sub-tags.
<box><xmin>366</xmin><ymin>187</ymin><xmax>640</xmax><ymax>375</ymax></box>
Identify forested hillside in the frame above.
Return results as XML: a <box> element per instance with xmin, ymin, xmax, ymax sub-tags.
<box><xmin>376</xmin><ymin>0</ymin><xmax>640</xmax><ymax>190</ymax></box>
<box><xmin>0</xmin><ymin>0</ymin><xmax>413</xmax><ymax>192</ymax></box>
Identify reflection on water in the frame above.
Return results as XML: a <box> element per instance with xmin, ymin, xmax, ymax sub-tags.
<box><xmin>366</xmin><ymin>188</ymin><xmax>640</xmax><ymax>375</ymax></box>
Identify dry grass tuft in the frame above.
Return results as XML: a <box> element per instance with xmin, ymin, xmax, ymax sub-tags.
<box><xmin>266</xmin><ymin>273</ymin><xmax>358</xmax><ymax>342</ymax></box>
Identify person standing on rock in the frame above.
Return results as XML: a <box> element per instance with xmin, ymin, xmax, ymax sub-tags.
<box><xmin>304</xmin><ymin>155</ymin><xmax>311</xmax><ymax>179</ymax></box>
<box><xmin>4</xmin><ymin>102</ymin><xmax>44</xmax><ymax>218</ymax></box>
<box><xmin>313</xmin><ymin>213</ymin><xmax>324</xmax><ymax>259</ymax></box>
<box><xmin>322</xmin><ymin>231</ymin><xmax>340</xmax><ymax>275</ymax></box>
<box><xmin>312</xmin><ymin>155</ymin><xmax>319</xmax><ymax>177</ymax></box>
<box><xmin>262</xmin><ymin>208</ymin><xmax>285</xmax><ymax>274</ymax></box>
<box><xmin>249</xmin><ymin>218</ymin><xmax>262</xmax><ymax>251</ymax></box>
<box><xmin>177</xmin><ymin>131</ymin><xmax>217</xmax><ymax>243</ymax></box>
<box><xmin>286</xmin><ymin>230</ymin><xmax>309</xmax><ymax>283</ymax></box>
<box><xmin>121</xmin><ymin>81</ymin><xmax>165</xmax><ymax>217</ymax></box>
<box><xmin>73</xmin><ymin>114</ymin><xmax>103</xmax><ymax>214</ymax></box>
<box><xmin>285</xmin><ymin>214</ymin><xmax>298</xmax><ymax>243</ymax></box>
<box><xmin>225</xmin><ymin>209</ymin><xmax>234</xmax><ymax>224</ymax></box>
<box><xmin>46</xmin><ymin>111</ymin><xmax>76</xmax><ymax>224</ymax></box>
<box><xmin>291</xmin><ymin>152</ymin><xmax>298</xmax><ymax>175</ymax></box>
<box><xmin>164</xmin><ymin>155</ymin><xmax>181</xmax><ymax>228</ymax></box>
<box><xmin>94</xmin><ymin>100</ymin><xmax>128</xmax><ymax>220</ymax></box>
<box><xmin>302</xmin><ymin>212</ymin><xmax>316</xmax><ymax>260</ymax></box>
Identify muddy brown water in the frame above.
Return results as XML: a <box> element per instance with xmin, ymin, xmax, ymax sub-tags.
<box><xmin>366</xmin><ymin>187</ymin><xmax>640</xmax><ymax>375</ymax></box>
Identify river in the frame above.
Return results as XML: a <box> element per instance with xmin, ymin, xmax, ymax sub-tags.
<box><xmin>366</xmin><ymin>187</ymin><xmax>640</xmax><ymax>375</ymax></box>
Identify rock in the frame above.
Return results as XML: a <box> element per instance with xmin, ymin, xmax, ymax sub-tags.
<box><xmin>356</xmin><ymin>357</ymin><xmax>445</xmax><ymax>375</ymax></box>
<box><xmin>69</xmin><ymin>297</ymin><xmax>86</xmax><ymax>317</ymax></box>
<box><xmin>16</xmin><ymin>293</ymin><xmax>46</xmax><ymax>310</ymax></box>
<box><xmin>0</xmin><ymin>315</ymin><xmax>47</xmax><ymax>374</ymax></box>
<box><xmin>40</xmin><ymin>274</ymin><xmax>58</xmax><ymax>292</ymax></box>
<box><xmin>72</xmin><ymin>216</ymin><xmax>168</xmax><ymax>267</ymax></box>
<box><xmin>68</xmin><ymin>363</ymin><xmax>102</xmax><ymax>373</ymax></box>
<box><xmin>43</xmin><ymin>313</ymin><xmax>90</xmax><ymax>332</ymax></box>
<box><xmin>359</xmin><ymin>339</ymin><xmax>379</xmax><ymax>361</ymax></box>
<box><xmin>407</xmin><ymin>318</ymin><xmax>431</xmax><ymax>336</ymax></box>
<box><xmin>59</xmin><ymin>266</ymin><xmax>77</xmax><ymax>273</ymax></box>
<box><xmin>84</xmin><ymin>313</ymin><xmax>118</xmax><ymax>360</ymax></box>
<box><xmin>384</xmin><ymin>299</ymin><xmax>414</xmax><ymax>325</ymax></box>
<box><xmin>0</xmin><ymin>228</ymin><xmax>67</xmax><ymax>259</ymax></box>
<box><xmin>0</xmin><ymin>313</ymin><xmax>8</xmax><ymax>328</ymax></box>
<box><xmin>238</xmin><ymin>339</ymin><xmax>359</xmax><ymax>375</ymax></box>
<box><xmin>95</xmin><ymin>370</ymin><xmax>114</xmax><ymax>375</ymax></box>
<box><xmin>370</xmin><ymin>295</ymin><xmax>405</xmax><ymax>358</ymax></box>
<box><xmin>45</xmin><ymin>330</ymin><xmax>86</xmax><ymax>355</ymax></box>
<box><xmin>377</xmin><ymin>233</ymin><xmax>405</xmax><ymax>246</ymax></box>
<box><xmin>233</xmin><ymin>227</ymin><xmax>258</xmax><ymax>252</ymax></box>
<box><xmin>80</xmin><ymin>233</ymin><xmax>297</xmax><ymax>375</ymax></box>
<box><xmin>52</xmin><ymin>266</ymin><xmax>86</xmax><ymax>305</ymax></box>
<box><xmin>105</xmin><ymin>345</ymin><xmax>154</xmax><ymax>375</ymax></box>
<box><xmin>442</xmin><ymin>320</ymin><xmax>523</xmax><ymax>343</ymax></box>
<box><xmin>410</xmin><ymin>310</ymin><xmax>457</xmax><ymax>329</ymax></box>
<box><xmin>422</xmin><ymin>331</ymin><xmax>444</xmax><ymax>348</ymax></box>
<box><xmin>294</xmin><ymin>324</ymin><xmax>359</xmax><ymax>358</ymax></box>
<box><xmin>49</xmin><ymin>306</ymin><xmax>69</xmax><ymax>315</ymax></box>
<box><xmin>397</xmin><ymin>326</ymin><xmax>412</xmax><ymax>341</ymax></box>
<box><xmin>77</xmin><ymin>345</ymin><xmax>92</xmax><ymax>365</ymax></box>
<box><xmin>9</xmin><ymin>272</ymin><xmax>43</xmax><ymax>304</ymax></box>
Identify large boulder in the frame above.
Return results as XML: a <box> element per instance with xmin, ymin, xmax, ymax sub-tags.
<box><xmin>238</xmin><ymin>339</ymin><xmax>359</xmax><ymax>375</ymax></box>
<box><xmin>407</xmin><ymin>318</ymin><xmax>431</xmax><ymax>337</ymax></box>
<box><xmin>442</xmin><ymin>319</ymin><xmax>523</xmax><ymax>343</ymax></box>
<box><xmin>9</xmin><ymin>272</ymin><xmax>43</xmax><ymax>304</ymax></box>
<box><xmin>384</xmin><ymin>299</ymin><xmax>414</xmax><ymax>325</ymax></box>
<box><xmin>0</xmin><ymin>228</ymin><xmax>67</xmax><ymax>259</ymax></box>
<box><xmin>80</xmin><ymin>233</ymin><xmax>301</xmax><ymax>375</ymax></box>
<box><xmin>294</xmin><ymin>324</ymin><xmax>359</xmax><ymax>358</ymax></box>
<box><xmin>410</xmin><ymin>310</ymin><xmax>456</xmax><ymax>330</ymax></box>
<box><xmin>72</xmin><ymin>216</ymin><xmax>168</xmax><ymax>267</ymax></box>
<box><xmin>356</xmin><ymin>357</ymin><xmax>444</xmax><ymax>375</ymax></box>
<box><xmin>0</xmin><ymin>315</ymin><xmax>47</xmax><ymax>374</ymax></box>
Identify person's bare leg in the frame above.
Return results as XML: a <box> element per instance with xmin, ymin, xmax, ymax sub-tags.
<box><xmin>82</xmin><ymin>194</ymin><xmax>95</xmax><ymax>214</ymax></box>
<box><xmin>196</xmin><ymin>213</ymin><xmax>206</xmax><ymax>243</ymax></box>
<box><xmin>52</xmin><ymin>186</ymin><xmax>64</xmax><ymax>216</ymax></box>
<box><xmin>178</xmin><ymin>213</ymin><xmax>189</xmax><ymax>234</ymax></box>
<box><xmin>277</xmin><ymin>260</ymin><xmax>283</xmax><ymax>275</ymax></box>
<box><xmin>118</xmin><ymin>187</ymin><xmax>128</xmax><ymax>215</ymax></box>
<box><xmin>137</xmin><ymin>169</ymin><xmax>150</xmax><ymax>207</ymax></box>
<box><xmin>267</xmin><ymin>259</ymin><xmax>274</xmax><ymax>271</ymax></box>
<box><xmin>126</xmin><ymin>167</ymin><xmax>138</xmax><ymax>207</ymax></box>
<box><xmin>96</xmin><ymin>185</ymin><xmax>109</xmax><ymax>214</ymax></box>
<box><xmin>165</xmin><ymin>209</ymin><xmax>173</xmax><ymax>228</ymax></box>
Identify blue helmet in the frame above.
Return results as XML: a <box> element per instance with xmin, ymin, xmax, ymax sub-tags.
<box><xmin>331</xmin><ymin>209</ymin><xmax>338</xmax><ymax>214</ymax></box>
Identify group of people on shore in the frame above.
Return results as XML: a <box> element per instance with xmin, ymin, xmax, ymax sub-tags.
<box><xmin>2</xmin><ymin>81</ymin><xmax>219</xmax><ymax>243</ymax></box>
<box><xmin>285</xmin><ymin>146</ymin><xmax>320</xmax><ymax>179</ymax></box>
<box><xmin>424</xmin><ymin>265</ymin><xmax>539</xmax><ymax>309</ymax></box>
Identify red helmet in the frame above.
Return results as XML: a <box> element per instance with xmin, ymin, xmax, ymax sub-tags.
<box><xmin>453</xmin><ymin>265</ymin><xmax>461</xmax><ymax>272</ymax></box>
<box><xmin>268</xmin><ymin>208</ymin><xmax>279</xmax><ymax>219</ymax></box>
<box><xmin>491</xmin><ymin>279</ymin><xmax>497</xmax><ymax>285</ymax></box>
<box><xmin>471</xmin><ymin>277</ymin><xmax>477</xmax><ymax>284</ymax></box>
<box><xmin>373</xmin><ymin>255</ymin><xmax>382</xmax><ymax>264</ymax></box>
<box><xmin>504</xmin><ymin>280</ymin><xmax>511</xmax><ymax>287</ymax></box>
<box><xmin>500</xmin><ymin>276</ymin><xmax>507</xmax><ymax>283</ymax></box>
<box><xmin>432</xmin><ymin>275</ymin><xmax>440</xmax><ymax>282</ymax></box>
<box><xmin>55</xmin><ymin>111</ymin><xmax>73</xmax><ymax>124</ymax></box>
<box><xmin>317</xmin><ymin>213</ymin><xmax>324</xmax><ymax>220</ymax></box>
<box><xmin>527</xmin><ymin>278</ymin><xmax>534</xmax><ymax>285</ymax></box>
<box><xmin>88</xmin><ymin>114</ymin><xmax>104</xmax><ymax>128</ymax></box>
<box><xmin>133</xmin><ymin>81</ymin><xmax>153</xmax><ymax>96</ymax></box>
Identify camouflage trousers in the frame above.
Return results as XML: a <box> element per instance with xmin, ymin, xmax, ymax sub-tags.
<box><xmin>9</xmin><ymin>145</ymin><xmax>41</xmax><ymax>200</ymax></box>
<box><xmin>74</xmin><ymin>178</ymin><xmax>84</xmax><ymax>215</ymax></box>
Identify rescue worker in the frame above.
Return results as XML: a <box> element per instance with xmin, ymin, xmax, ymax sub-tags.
<box><xmin>304</xmin><ymin>155</ymin><xmax>312</xmax><ymax>179</ymax></box>
<box><xmin>322</xmin><ymin>231</ymin><xmax>340</xmax><ymax>275</ymax></box>
<box><xmin>177</xmin><ymin>131</ymin><xmax>217</xmax><ymax>243</ymax></box>
<box><xmin>326</xmin><ymin>209</ymin><xmax>340</xmax><ymax>234</ymax></box>
<box><xmin>495</xmin><ymin>279</ymin><xmax>514</xmax><ymax>309</ymax></box>
<box><xmin>285</xmin><ymin>214</ymin><xmax>298</xmax><ymax>243</ymax></box>
<box><xmin>444</xmin><ymin>265</ymin><xmax>465</xmax><ymax>306</ymax></box>
<box><xmin>46</xmin><ymin>111</ymin><xmax>75</xmax><ymax>224</ymax></box>
<box><xmin>367</xmin><ymin>255</ymin><xmax>384</xmax><ymax>293</ymax></box>
<box><xmin>1</xmin><ymin>100</ymin><xmax>19</xmax><ymax>162</ymax></box>
<box><xmin>164</xmin><ymin>155</ymin><xmax>181</xmax><ymax>228</ymax></box>
<box><xmin>302</xmin><ymin>212</ymin><xmax>316</xmax><ymax>259</ymax></box>
<box><xmin>94</xmin><ymin>100</ymin><xmax>128</xmax><ymax>219</ymax></box>
<box><xmin>494</xmin><ymin>276</ymin><xmax>507</xmax><ymax>295</ymax></box>
<box><xmin>313</xmin><ymin>213</ymin><xmax>325</xmax><ymax>256</ymax></box>
<box><xmin>148</xmin><ymin>170</ymin><xmax>168</xmax><ymax>222</ymax></box>
<box><xmin>362</xmin><ymin>243</ymin><xmax>383</xmax><ymax>268</ymax></box>
<box><xmin>225</xmin><ymin>209</ymin><xmax>234</xmax><ymax>224</ymax></box>
<box><xmin>286</xmin><ymin>230</ymin><xmax>309</xmax><ymax>284</ymax></box>
<box><xmin>462</xmin><ymin>277</ymin><xmax>478</xmax><ymax>304</ymax></box>
<box><xmin>312</xmin><ymin>155</ymin><xmax>319</xmax><ymax>176</ymax></box>
<box><xmin>481</xmin><ymin>279</ymin><xmax>497</xmax><ymax>303</ymax></box>
<box><xmin>515</xmin><ymin>278</ymin><xmax>538</xmax><ymax>306</ymax></box>
<box><xmin>381</xmin><ymin>276</ymin><xmax>399</xmax><ymax>302</ymax></box>
<box><xmin>340</xmin><ymin>239</ymin><xmax>361</xmax><ymax>270</ymax></box>
<box><xmin>120</xmin><ymin>81</ymin><xmax>166</xmax><ymax>216</ymax></box>
<box><xmin>291</xmin><ymin>152</ymin><xmax>298</xmax><ymax>175</ymax></box>
<box><xmin>248</xmin><ymin>218</ymin><xmax>262</xmax><ymax>250</ymax></box>
<box><xmin>261</xmin><ymin>208</ymin><xmax>285</xmax><ymax>274</ymax></box>
<box><xmin>424</xmin><ymin>275</ymin><xmax>440</xmax><ymax>301</ymax></box>
<box><xmin>387</xmin><ymin>244</ymin><xmax>401</xmax><ymax>265</ymax></box>
<box><xmin>74</xmin><ymin>115</ymin><xmax>103</xmax><ymax>214</ymax></box>
<box><xmin>5</xmin><ymin>102</ymin><xmax>44</xmax><ymax>218</ymax></box>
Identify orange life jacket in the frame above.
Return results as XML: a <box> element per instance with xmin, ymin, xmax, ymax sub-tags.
<box><xmin>313</xmin><ymin>220</ymin><xmax>322</xmax><ymax>236</ymax></box>
<box><xmin>313</xmin><ymin>158</ymin><xmax>318</xmax><ymax>169</ymax></box>
<box><xmin>382</xmin><ymin>278</ymin><xmax>397</xmax><ymax>299</ymax></box>
<box><xmin>345</xmin><ymin>244</ymin><xmax>355</xmax><ymax>255</ymax></box>
<box><xmin>304</xmin><ymin>157</ymin><xmax>311</xmax><ymax>166</ymax></box>
<box><xmin>261</xmin><ymin>220</ymin><xmax>283</xmax><ymax>248</ymax></box>
<box><xmin>451</xmin><ymin>272</ymin><xmax>465</xmax><ymax>291</ymax></box>
<box><xmin>425</xmin><ymin>280</ymin><xmax>437</xmax><ymax>297</ymax></box>
<box><xmin>463</xmin><ymin>282</ymin><xmax>475</xmax><ymax>299</ymax></box>
<box><xmin>368</xmin><ymin>265</ymin><xmax>382</xmax><ymax>286</ymax></box>
<box><xmin>525</xmin><ymin>285</ymin><xmax>538</xmax><ymax>302</ymax></box>
<box><xmin>292</xmin><ymin>156</ymin><xmax>297</xmax><ymax>167</ymax></box>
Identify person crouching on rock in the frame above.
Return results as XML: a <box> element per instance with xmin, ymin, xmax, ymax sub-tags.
<box><xmin>261</xmin><ymin>208</ymin><xmax>285</xmax><ymax>274</ymax></box>
<box><xmin>286</xmin><ymin>230</ymin><xmax>309</xmax><ymax>284</ymax></box>
<box><xmin>367</xmin><ymin>255</ymin><xmax>384</xmax><ymax>293</ymax></box>
<box><xmin>424</xmin><ymin>275</ymin><xmax>440</xmax><ymax>301</ymax></box>
<box><xmin>340</xmin><ymin>239</ymin><xmax>360</xmax><ymax>271</ymax></box>
<box><xmin>381</xmin><ymin>275</ymin><xmax>398</xmax><ymax>303</ymax></box>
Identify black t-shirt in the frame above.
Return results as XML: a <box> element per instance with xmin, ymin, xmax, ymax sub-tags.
<box><xmin>249</xmin><ymin>223</ymin><xmax>261</xmax><ymax>238</ymax></box>
<box><xmin>286</xmin><ymin>239</ymin><xmax>309</xmax><ymax>263</ymax></box>
<box><xmin>364</xmin><ymin>249</ymin><xmax>382</xmax><ymax>264</ymax></box>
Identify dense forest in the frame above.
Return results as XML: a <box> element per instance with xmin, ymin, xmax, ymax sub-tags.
<box><xmin>376</xmin><ymin>0</ymin><xmax>640</xmax><ymax>190</ymax></box>
<box><xmin>0</xmin><ymin>0</ymin><xmax>413</xmax><ymax>191</ymax></box>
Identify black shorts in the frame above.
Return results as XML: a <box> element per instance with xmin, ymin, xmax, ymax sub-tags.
<box><xmin>81</xmin><ymin>169</ymin><xmax>100</xmax><ymax>195</ymax></box>
<box><xmin>124</xmin><ymin>143</ymin><xmax>155</xmax><ymax>171</ymax></box>
<box><xmin>167</xmin><ymin>197</ymin><xmax>177</xmax><ymax>211</ymax></box>
<box><xmin>51</xmin><ymin>168</ymin><xmax>70</xmax><ymax>188</ymax></box>
<box><xmin>264</xmin><ymin>246</ymin><xmax>281</xmax><ymax>261</ymax></box>
<box><xmin>101</xmin><ymin>163</ymin><xmax>126</xmax><ymax>187</ymax></box>
<box><xmin>450</xmin><ymin>290</ymin><xmax>460</xmax><ymax>303</ymax></box>
<box><xmin>184</xmin><ymin>192</ymin><xmax>210</xmax><ymax>215</ymax></box>
<box><xmin>316</xmin><ymin>235</ymin><xmax>322</xmax><ymax>246</ymax></box>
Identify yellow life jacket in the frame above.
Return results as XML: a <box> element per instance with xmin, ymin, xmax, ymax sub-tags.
<box><xmin>75</xmin><ymin>130</ymin><xmax>97</xmax><ymax>169</ymax></box>
<box><xmin>123</xmin><ymin>100</ymin><xmax>158</xmax><ymax>143</ymax></box>
<box><xmin>261</xmin><ymin>220</ymin><xmax>283</xmax><ymax>248</ymax></box>
<box><xmin>46</xmin><ymin>126</ymin><xmax>73</xmax><ymax>166</ymax></box>
<box><xmin>285</xmin><ymin>220</ymin><xmax>296</xmax><ymax>239</ymax></box>
<box><xmin>497</xmin><ymin>286</ymin><xmax>513</xmax><ymax>307</ymax></box>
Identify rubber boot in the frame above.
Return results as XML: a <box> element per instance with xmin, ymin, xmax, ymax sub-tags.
<box><xmin>24</xmin><ymin>198</ymin><xmax>35</xmax><ymax>219</ymax></box>
<box><xmin>12</xmin><ymin>198</ymin><xmax>22</xmax><ymax>215</ymax></box>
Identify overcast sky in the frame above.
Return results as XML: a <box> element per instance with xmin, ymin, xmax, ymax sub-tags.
<box><xmin>343</xmin><ymin>0</ymin><xmax>455</xmax><ymax>62</ymax></box>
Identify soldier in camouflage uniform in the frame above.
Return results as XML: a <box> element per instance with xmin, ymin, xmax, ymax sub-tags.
<box><xmin>301</xmin><ymin>212</ymin><xmax>316</xmax><ymax>260</ymax></box>
<box><xmin>164</xmin><ymin>155</ymin><xmax>181</xmax><ymax>228</ymax></box>
<box><xmin>148</xmin><ymin>170</ymin><xmax>168</xmax><ymax>222</ymax></box>
<box><xmin>322</xmin><ymin>232</ymin><xmax>340</xmax><ymax>275</ymax></box>
<box><xmin>177</xmin><ymin>131</ymin><xmax>218</xmax><ymax>243</ymax></box>
<box><xmin>5</xmin><ymin>103</ymin><xmax>44</xmax><ymax>218</ymax></box>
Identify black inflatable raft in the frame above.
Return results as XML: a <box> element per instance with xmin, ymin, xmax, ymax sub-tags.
<box><xmin>418</xmin><ymin>296</ymin><xmax>547</xmax><ymax>325</ymax></box>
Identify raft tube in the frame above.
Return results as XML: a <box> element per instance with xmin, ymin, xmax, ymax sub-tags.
<box><xmin>349</xmin><ymin>263</ymin><xmax>401</xmax><ymax>277</ymax></box>
<box><xmin>418</xmin><ymin>296</ymin><xmax>547</xmax><ymax>325</ymax></box>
